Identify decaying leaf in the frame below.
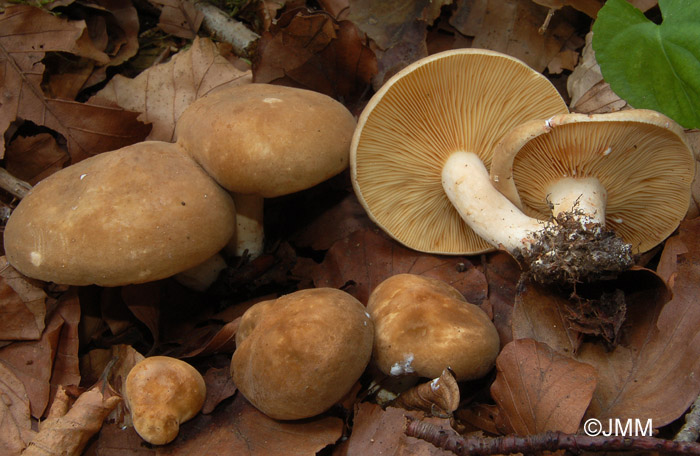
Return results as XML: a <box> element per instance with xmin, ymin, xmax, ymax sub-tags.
<box><xmin>0</xmin><ymin>5</ymin><xmax>151</xmax><ymax>162</ymax></box>
<box><xmin>490</xmin><ymin>338</ymin><xmax>597</xmax><ymax>435</ymax></box>
<box><xmin>4</xmin><ymin>134</ymin><xmax>70</xmax><ymax>186</ymax></box>
<box><xmin>22</xmin><ymin>384</ymin><xmax>121</xmax><ymax>456</ymax></box>
<box><xmin>392</xmin><ymin>368</ymin><xmax>460</xmax><ymax>418</ymax></box>
<box><xmin>0</xmin><ymin>361</ymin><xmax>33</xmax><ymax>455</ymax></box>
<box><xmin>513</xmin><ymin>242</ymin><xmax>700</xmax><ymax>428</ymax></box>
<box><xmin>0</xmin><ymin>257</ymin><xmax>46</xmax><ymax>342</ymax></box>
<box><xmin>201</xmin><ymin>366</ymin><xmax>238</xmax><ymax>415</ymax></box>
<box><xmin>449</xmin><ymin>0</ymin><xmax>577</xmax><ymax>72</ymax></box>
<box><xmin>294</xmin><ymin>228</ymin><xmax>488</xmax><ymax>304</ymax></box>
<box><xmin>156</xmin><ymin>394</ymin><xmax>343</xmax><ymax>455</ymax></box>
<box><xmin>47</xmin><ymin>292</ymin><xmax>82</xmax><ymax>407</ymax></box>
<box><xmin>531</xmin><ymin>0</ymin><xmax>604</xmax><ymax>18</ymax></box>
<box><xmin>344</xmin><ymin>402</ymin><xmax>455</xmax><ymax>455</ymax></box>
<box><xmin>92</xmin><ymin>36</ymin><xmax>251</xmax><ymax>142</ymax></box>
<box><xmin>150</xmin><ymin>0</ymin><xmax>204</xmax><ymax>39</ymax></box>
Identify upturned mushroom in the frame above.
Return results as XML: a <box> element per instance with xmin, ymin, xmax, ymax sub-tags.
<box><xmin>176</xmin><ymin>83</ymin><xmax>357</xmax><ymax>257</ymax></box>
<box><xmin>487</xmin><ymin>110</ymin><xmax>694</xmax><ymax>283</ymax></box>
<box><xmin>4</xmin><ymin>141</ymin><xmax>236</xmax><ymax>286</ymax></box>
<box><xmin>231</xmin><ymin>288</ymin><xmax>374</xmax><ymax>420</ymax></box>
<box><xmin>125</xmin><ymin>356</ymin><xmax>206</xmax><ymax>445</ymax></box>
<box><xmin>367</xmin><ymin>274</ymin><xmax>499</xmax><ymax>381</ymax></box>
<box><xmin>351</xmin><ymin>48</ymin><xmax>569</xmax><ymax>255</ymax></box>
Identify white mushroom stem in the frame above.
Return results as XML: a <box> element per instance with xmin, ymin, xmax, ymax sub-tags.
<box><xmin>225</xmin><ymin>193</ymin><xmax>264</xmax><ymax>258</ymax></box>
<box><xmin>442</xmin><ymin>152</ymin><xmax>544</xmax><ymax>252</ymax></box>
<box><xmin>547</xmin><ymin>177</ymin><xmax>607</xmax><ymax>225</ymax></box>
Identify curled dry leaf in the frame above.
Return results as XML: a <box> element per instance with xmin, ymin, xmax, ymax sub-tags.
<box><xmin>22</xmin><ymin>384</ymin><xmax>121</xmax><ymax>456</ymax></box>
<box><xmin>201</xmin><ymin>366</ymin><xmax>237</xmax><ymax>415</ymax></box>
<box><xmin>392</xmin><ymin>368</ymin><xmax>460</xmax><ymax>418</ymax></box>
<box><xmin>344</xmin><ymin>402</ymin><xmax>455</xmax><ymax>456</ymax></box>
<box><xmin>490</xmin><ymin>338</ymin><xmax>597</xmax><ymax>435</ymax></box>
<box><xmin>0</xmin><ymin>5</ymin><xmax>151</xmax><ymax>162</ymax></box>
<box><xmin>513</xmin><ymin>245</ymin><xmax>700</xmax><ymax>428</ymax></box>
<box><xmin>0</xmin><ymin>361</ymin><xmax>33</xmax><ymax>455</ymax></box>
<box><xmin>92</xmin><ymin>36</ymin><xmax>251</xmax><ymax>142</ymax></box>
<box><xmin>0</xmin><ymin>257</ymin><xmax>46</xmax><ymax>342</ymax></box>
<box><xmin>149</xmin><ymin>0</ymin><xmax>204</xmax><ymax>39</ymax></box>
<box><xmin>4</xmin><ymin>134</ymin><xmax>70</xmax><ymax>186</ymax></box>
<box><xmin>294</xmin><ymin>228</ymin><xmax>487</xmax><ymax>304</ymax></box>
<box><xmin>156</xmin><ymin>394</ymin><xmax>343</xmax><ymax>456</ymax></box>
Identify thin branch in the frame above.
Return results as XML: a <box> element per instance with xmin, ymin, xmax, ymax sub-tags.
<box><xmin>0</xmin><ymin>168</ymin><xmax>32</xmax><ymax>199</ymax></box>
<box><xmin>194</xmin><ymin>1</ymin><xmax>259</xmax><ymax>58</ymax></box>
<box><xmin>677</xmin><ymin>394</ymin><xmax>700</xmax><ymax>443</ymax></box>
<box><xmin>405</xmin><ymin>417</ymin><xmax>700</xmax><ymax>455</ymax></box>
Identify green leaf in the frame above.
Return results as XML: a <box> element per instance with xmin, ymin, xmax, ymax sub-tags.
<box><xmin>592</xmin><ymin>0</ymin><xmax>700</xmax><ymax>129</ymax></box>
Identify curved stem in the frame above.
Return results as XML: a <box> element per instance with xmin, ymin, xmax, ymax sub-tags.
<box><xmin>441</xmin><ymin>151</ymin><xmax>543</xmax><ymax>253</ymax></box>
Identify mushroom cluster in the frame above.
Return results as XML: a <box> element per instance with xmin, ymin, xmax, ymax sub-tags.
<box><xmin>4</xmin><ymin>84</ymin><xmax>356</xmax><ymax>287</ymax></box>
<box><xmin>231</xmin><ymin>288</ymin><xmax>374</xmax><ymax>420</ymax></box>
<box><xmin>351</xmin><ymin>48</ymin><xmax>694</xmax><ymax>283</ymax></box>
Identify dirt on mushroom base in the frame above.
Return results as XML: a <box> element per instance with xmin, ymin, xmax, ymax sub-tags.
<box><xmin>515</xmin><ymin>208</ymin><xmax>635</xmax><ymax>286</ymax></box>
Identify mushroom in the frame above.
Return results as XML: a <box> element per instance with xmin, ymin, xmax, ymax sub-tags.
<box><xmin>3</xmin><ymin>141</ymin><xmax>236</xmax><ymax>286</ymax></box>
<box><xmin>231</xmin><ymin>288</ymin><xmax>374</xmax><ymax>420</ymax></box>
<box><xmin>487</xmin><ymin>110</ymin><xmax>694</xmax><ymax>283</ymax></box>
<box><xmin>351</xmin><ymin>48</ymin><xmax>569</xmax><ymax>255</ymax></box>
<box><xmin>125</xmin><ymin>356</ymin><xmax>206</xmax><ymax>445</ymax></box>
<box><xmin>176</xmin><ymin>83</ymin><xmax>357</xmax><ymax>258</ymax></box>
<box><xmin>367</xmin><ymin>274</ymin><xmax>499</xmax><ymax>381</ymax></box>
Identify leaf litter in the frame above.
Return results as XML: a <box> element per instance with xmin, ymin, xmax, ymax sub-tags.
<box><xmin>0</xmin><ymin>0</ymin><xmax>698</xmax><ymax>454</ymax></box>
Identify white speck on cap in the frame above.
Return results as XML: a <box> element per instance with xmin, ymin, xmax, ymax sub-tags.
<box><xmin>30</xmin><ymin>251</ymin><xmax>42</xmax><ymax>266</ymax></box>
<box><xmin>390</xmin><ymin>353</ymin><xmax>415</xmax><ymax>376</ymax></box>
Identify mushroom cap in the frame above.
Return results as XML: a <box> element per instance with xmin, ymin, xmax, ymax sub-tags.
<box><xmin>367</xmin><ymin>274</ymin><xmax>500</xmax><ymax>381</ymax></box>
<box><xmin>4</xmin><ymin>141</ymin><xmax>236</xmax><ymax>286</ymax></box>
<box><xmin>231</xmin><ymin>288</ymin><xmax>374</xmax><ymax>420</ymax></box>
<box><xmin>125</xmin><ymin>356</ymin><xmax>206</xmax><ymax>445</ymax></box>
<box><xmin>351</xmin><ymin>48</ymin><xmax>568</xmax><ymax>255</ymax></box>
<box><xmin>490</xmin><ymin>110</ymin><xmax>695</xmax><ymax>253</ymax></box>
<box><xmin>175</xmin><ymin>83</ymin><xmax>357</xmax><ymax>198</ymax></box>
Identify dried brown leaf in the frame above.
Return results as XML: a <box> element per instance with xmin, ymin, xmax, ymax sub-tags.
<box><xmin>4</xmin><ymin>134</ymin><xmax>70</xmax><ymax>185</ymax></box>
<box><xmin>0</xmin><ymin>257</ymin><xmax>46</xmax><ymax>342</ymax></box>
<box><xmin>0</xmin><ymin>5</ymin><xmax>151</xmax><ymax>162</ymax></box>
<box><xmin>201</xmin><ymin>366</ymin><xmax>237</xmax><ymax>415</ymax></box>
<box><xmin>150</xmin><ymin>0</ymin><xmax>204</xmax><ymax>39</ymax></box>
<box><xmin>531</xmin><ymin>0</ymin><xmax>603</xmax><ymax>18</ymax></box>
<box><xmin>512</xmin><ymin>250</ymin><xmax>700</xmax><ymax>427</ymax></box>
<box><xmin>121</xmin><ymin>282</ymin><xmax>161</xmax><ymax>347</ymax></box>
<box><xmin>491</xmin><ymin>338</ymin><xmax>597</xmax><ymax>435</ymax></box>
<box><xmin>344</xmin><ymin>402</ymin><xmax>455</xmax><ymax>455</ymax></box>
<box><xmin>393</xmin><ymin>368</ymin><xmax>460</xmax><ymax>418</ymax></box>
<box><xmin>22</xmin><ymin>385</ymin><xmax>121</xmax><ymax>456</ymax></box>
<box><xmin>0</xmin><ymin>310</ymin><xmax>63</xmax><ymax>418</ymax></box>
<box><xmin>156</xmin><ymin>394</ymin><xmax>343</xmax><ymax>455</ymax></box>
<box><xmin>294</xmin><ymin>228</ymin><xmax>487</xmax><ymax>304</ymax></box>
<box><xmin>450</xmin><ymin>0</ymin><xmax>576</xmax><ymax>72</ymax></box>
<box><xmin>92</xmin><ymin>36</ymin><xmax>251</xmax><ymax>142</ymax></box>
<box><xmin>0</xmin><ymin>361</ymin><xmax>33</xmax><ymax>455</ymax></box>
<box><xmin>180</xmin><ymin>318</ymin><xmax>240</xmax><ymax>358</ymax></box>
<box><xmin>482</xmin><ymin>252</ymin><xmax>522</xmax><ymax>347</ymax></box>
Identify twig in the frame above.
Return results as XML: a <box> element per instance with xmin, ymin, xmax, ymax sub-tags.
<box><xmin>194</xmin><ymin>1</ymin><xmax>259</xmax><ymax>58</ymax></box>
<box><xmin>0</xmin><ymin>168</ymin><xmax>32</xmax><ymax>199</ymax></box>
<box><xmin>677</xmin><ymin>393</ymin><xmax>700</xmax><ymax>443</ymax></box>
<box><xmin>405</xmin><ymin>417</ymin><xmax>700</xmax><ymax>455</ymax></box>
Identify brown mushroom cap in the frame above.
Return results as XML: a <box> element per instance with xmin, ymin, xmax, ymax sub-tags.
<box><xmin>367</xmin><ymin>274</ymin><xmax>500</xmax><ymax>381</ymax></box>
<box><xmin>231</xmin><ymin>288</ymin><xmax>374</xmax><ymax>420</ymax></box>
<box><xmin>125</xmin><ymin>356</ymin><xmax>206</xmax><ymax>445</ymax></box>
<box><xmin>4</xmin><ymin>141</ymin><xmax>236</xmax><ymax>286</ymax></box>
<box><xmin>351</xmin><ymin>48</ymin><xmax>568</xmax><ymax>255</ymax></box>
<box><xmin>490</xmin><ymin>110</ymin><xmax>695</xmax><ymax>253</ymax></box>
<box><xmin>175</xmin><ymin>83</ymin><xmax>357</xmax><ymax>198</ymax></box>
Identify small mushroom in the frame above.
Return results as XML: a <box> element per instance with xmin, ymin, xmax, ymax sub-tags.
<box><xmin>486</xmin><ymin>110</ymin><xmax>694</xmax><ymax>282</ymax></box>
<box><xmin>351</xmin><ymin>48</ymin><xmax>568</xmax><ymax>255</ymax></box>
<box><xmin>231</xmin><ymin>288</ymin><xmax>374</xmax><ymax>420</ymax></box>
<box><xmin>3</xmin><ymin>141</ymin><xmax>236</xmax><ymax>286</ymax></box>
<box><xmin>367</xmin><ymin>274</ymin><xmax>500</xmax><ymax>381</ymax></box>
<box><xmin>176</xmin><ymin>83</ymin><xmax>356</xmax><ymax>257</ymax></box>
<box><xmin>125</xmin><ymin>356</ymin><xmax>206</xmax><ymax>445</ymax></box>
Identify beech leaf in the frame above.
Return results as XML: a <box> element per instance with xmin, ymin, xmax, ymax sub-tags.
<box><xmin>592</xmin><ymin>0</ymin><xmax>700</xmax><ymax>128</ymax></box>
<box><xmin>490</xmin><ymin>338</ymin><xmax>597</xmax><ymax>435</ymax></box>
<box><xmin>0</xmin><ymin>257</ymin><xmax>46</xmax><ymax>342</ymax></box>
<box><xmin>0</xmin><ymin>361</ymin><xmax>33</xmax><ymax>455</ymax></box>
<box><xmin>150</xmin><ymin>0</ymin><xmax>204</xmax><ymax>39</ymax></box>
<box><xmin>0</xmin><ymin>5</ymin><xmax>151</xmax><ymax>161</ymax></box>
